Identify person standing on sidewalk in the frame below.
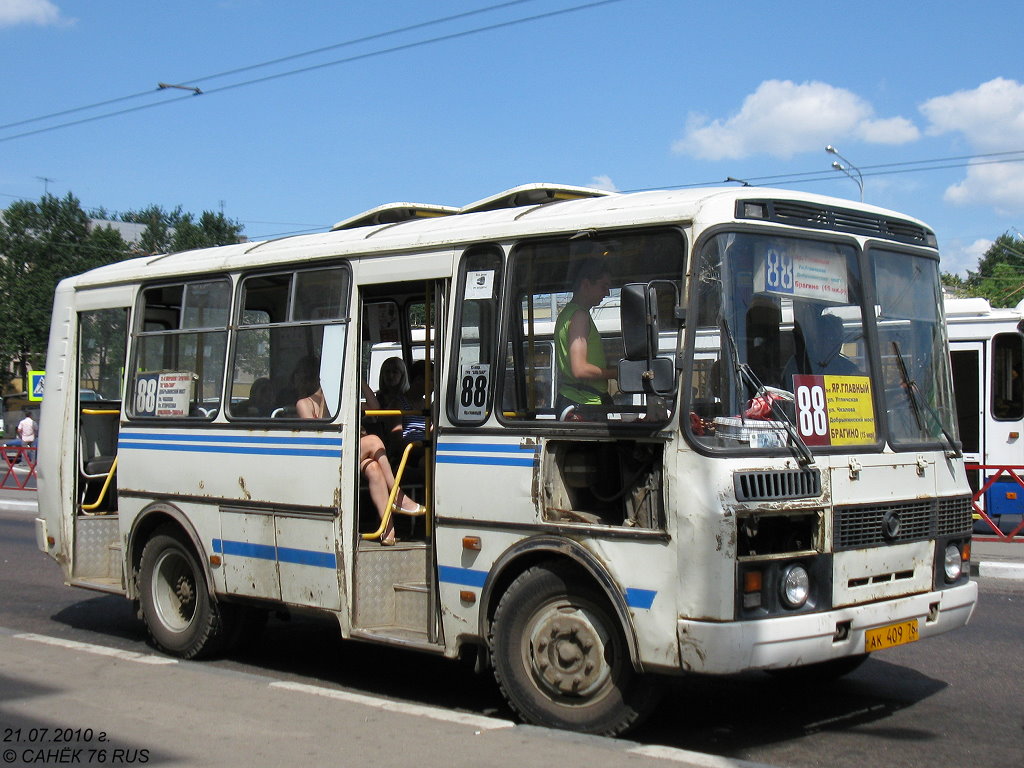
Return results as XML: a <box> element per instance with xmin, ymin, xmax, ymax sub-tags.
<box><xmin>8</xmin><ymin>410</ymin><xmax>37</xmax><ymax>466</ymax></box>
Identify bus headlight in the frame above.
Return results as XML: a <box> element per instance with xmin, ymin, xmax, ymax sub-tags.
<box><xmin>943</xmin><ymin>543</ymin><xmax>963</xmax><ymax>583</ymax></box>
<box><xmin>779</xmin><ymin>563</ymin><xmax>810</xmax><ymax>608</ymax></box>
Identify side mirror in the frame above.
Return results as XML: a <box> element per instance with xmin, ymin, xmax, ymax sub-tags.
<box><xmin>621</xmin><ymin>283</ymin><xmax>658</xmax><ymax>361</ymax></box>
<box><xmin>617</xmin><ymin>281</ymin><xmax>678</xmax><ymax>396</ymax></box>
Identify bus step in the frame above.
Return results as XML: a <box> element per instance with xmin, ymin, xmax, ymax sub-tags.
<box><xmin>394</xmin><ymin>581</ymin><xmax>428</xmax><ymax>629</ymax></box>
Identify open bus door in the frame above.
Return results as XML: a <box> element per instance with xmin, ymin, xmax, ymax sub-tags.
<box><xmin>351</xmin><ymin>278</ymin><xmax>443</xmax><ymax>648</ymax></box>
<box><xmin>71</xmin><ymin>307</ymin><xmax>128</xmax><ymax>588</ymax></box>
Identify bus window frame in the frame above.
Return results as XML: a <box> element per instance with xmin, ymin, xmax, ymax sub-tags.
<box><xmin>227</xmin><ymin>262</ymin><xmax>351</xmax><ymax>423</ymax></box>
<box><xmin>127</xmin><ymin>276</ymin><xmax>233</xmax><ymax>423</ymax></box>
<box><xmin>496</xmin><ymin>227</ymin><xmax>687</xmax><ymax>431</ymax></box>
<box><xmin>447</xmin><ymin>244</ymin><xmax>505</xmax><ymax>427</ymax></box>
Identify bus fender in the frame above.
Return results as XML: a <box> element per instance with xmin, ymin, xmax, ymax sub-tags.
<box><xmin>125</xmin><ymin>501</ymin><xmax>216</xmax><ymax>601</ymax></box>
<box><xmin>478</xmin><ymin>534</ymin><xmax>644</xmax><ymax>672</ymax></box>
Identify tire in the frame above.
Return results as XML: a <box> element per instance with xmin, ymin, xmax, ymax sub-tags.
<box><xmin>489</xmin><ymin>562</ymin><xmax>662</xmax><ymax>736</ymax></box>
<box><xmin>766</xmin><ymin>653</ymin><xmax>869</xmax><ymax>682</ymax></box>
<box><xmin>138</xmin><ymin>527</ymin><xmax>227</xmax><ymax>659</ymax></box>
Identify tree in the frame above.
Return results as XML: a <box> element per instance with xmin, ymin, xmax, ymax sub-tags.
<box><xmin>119</xmin><ymin>205</ymin><xmax>244</xmax><ymax>254</ymax></box>
<box><xmin>964</xmin><ymin>232</ymin><xmax>1024</xmax><ymax>307</ymax></box>
<box><xmin>0</xmin><ymin>193</ymin><xmax>133</xmax><ymax>390</ymax></box>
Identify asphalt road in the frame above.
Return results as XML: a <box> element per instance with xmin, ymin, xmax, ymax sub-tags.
<box><xmin>1</xmin><ymin>503</ymin><xmax>1022</xmax><ymax>768</ymax></box>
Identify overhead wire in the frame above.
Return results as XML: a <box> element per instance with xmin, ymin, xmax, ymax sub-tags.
<box><xmin>0</xmin><ymin>0</ymin><xmax>544</xmax><ymax>133</ymax></box>
<box><xmin>0</xmin><ymin>0</ymin><xmax>629</xmax><ymax>144</ymax></box>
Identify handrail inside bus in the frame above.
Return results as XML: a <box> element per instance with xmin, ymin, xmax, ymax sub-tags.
<box><xmin>81</xmin><ymin>408</ymin><xmax>120</xmax><ymax>416</ymax></box>
<box><xmin>362</xmin><ymin>441</ymin><xmax>424</xmax><ymax>541</ymax></box>
<box><xmin>80</xmin><ymin>455</ymin><xmax>118</xmax><ymax>514</ymax></box>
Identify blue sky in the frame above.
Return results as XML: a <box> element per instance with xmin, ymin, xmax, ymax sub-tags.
<box><xmin>1</xmin><ymin>0</ymin><xmax>1022</xmax><ymax>277</ymax></box>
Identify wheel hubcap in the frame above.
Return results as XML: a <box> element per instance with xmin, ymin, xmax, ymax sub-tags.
<box><xmin>152</xmin><ymin>550</ymin><xmax>198</xmax><ymax>632</ymax></box>
<box><xmin>527</xmin><ymin>603</ymin><xmax>613</xmax><ymax>699</ymax></box>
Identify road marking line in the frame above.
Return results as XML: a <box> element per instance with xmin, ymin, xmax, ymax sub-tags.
<box><xmin>270</xmin><ymin>680</ymin><xmax>515</xmax><ymax>731</ymax></box>
<box><xmin>14</xmin><ymin>632</ymin><xmax>178</xmax><ymax>665</ymax></box>
<box><xmin>627</xmin><ymin>745</ymin><xmax>779</xmax><ymax>768</ymax></box>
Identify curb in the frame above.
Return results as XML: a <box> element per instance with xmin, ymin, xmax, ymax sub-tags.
<box><xmin>972</xmin><ymin>561</ymin><xmax>1024</xmax><ymax>580</ymax></box>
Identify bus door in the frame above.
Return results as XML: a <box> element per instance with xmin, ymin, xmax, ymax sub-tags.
<box><xmin>73</xmin><ymin>307</ymin><xmax>128</xmax><ymax>587</ymax></box>
<box><xmin>351</xmin><ymin>277</ymin><xmax>443</xmax><ymax>644</ymax></box>
<box><xmin>949</xmin><ymin>340</ymin><xmax>985</xmax><ymax>496</ymax></box>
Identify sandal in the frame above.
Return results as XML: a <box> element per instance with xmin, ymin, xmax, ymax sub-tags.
<box><xmin>392</xmin><ymin>501</ymin><xmax>427</xmax><ymax>517</ymax></box>
<box><xmin>381</xmin><ymin>532</ymin><xmax>398</xmax><ymax>546</ymax></box>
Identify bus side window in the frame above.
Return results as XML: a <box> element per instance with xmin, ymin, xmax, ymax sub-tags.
<box><xmin>991</xmin><ymin>332</ymin><xmax>1023</xmax><ymax>420</ymax></box>
<box><xmin>129</xmin><ymin>280</ymin><xmax>230</xmax><ymax>420</ymax></box>
<box><xmin>448</xmin><ymin>247</ymin><xmax>503</xmax><ymax>425</ymax></box>
<box><xmin>229</xmin><ymin>266</ymin><xmax>349</xmax><ymax>421</ymax></box>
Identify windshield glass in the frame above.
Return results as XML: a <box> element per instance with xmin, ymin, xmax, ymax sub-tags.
<box><xmin>870</xmin><ymin>247</ymin><xmax>957</xmax><ymax>447</ymax></box>
<box><xmin>687</xmin><ymin>232</ymin><xmax>956</xmax><ymax>454</ymax></box>
<box><xmin>687</xmin><ymin>231</ymin><xmax>875</xmax><ymax>454</ymax></box>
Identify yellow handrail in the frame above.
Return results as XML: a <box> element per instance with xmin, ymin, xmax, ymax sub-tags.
<box><xmin>81</xmin><ymin>455</ymin><xmax>118</xmax><ymax>513</ymax></box>
<box><xmin>81</xmin><ymin>408</ymin><xmax>120</xmax><ymax>415</ymax></box>
<box><xmin>362</xmin><ymin>442</ymin><xmax>423</xmax><ymax>540</ymax></box>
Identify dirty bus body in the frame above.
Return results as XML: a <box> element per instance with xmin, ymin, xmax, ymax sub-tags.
<box><xmin>945</xmin><ymin>296</ymin><xmax>1024</xmax><ymax>533</ymax></box>
<box><xmin>35</xmin><ymin>184</ymin><xmax>977</xmax><ymax>736</ymax></box>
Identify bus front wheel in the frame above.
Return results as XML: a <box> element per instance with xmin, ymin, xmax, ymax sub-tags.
<box><xmin>489</xmin><ymin>562</ymin><xmax>661</xmax><ymax>736</ymax></box>
<box><xmin>138</xmin><ymin>527</ymin><xmax>226</xmax><ymax>659</ymax></box>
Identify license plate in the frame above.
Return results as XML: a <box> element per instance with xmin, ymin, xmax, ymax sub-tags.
<box><xmin>865</xmin><ymin>619</ymin><xmax>919</xmax><ymax>652</ymax></box>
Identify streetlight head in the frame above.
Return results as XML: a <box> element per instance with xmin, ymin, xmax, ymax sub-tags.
<box><xmin>832</xmin><ymin>161</ymin><xmax>844</xmax><ymax>171</ymax></box>
<box><xmin>825</xmin><ymin>145</ymin><xmax>837</xmax><ymax>154</ymax></box>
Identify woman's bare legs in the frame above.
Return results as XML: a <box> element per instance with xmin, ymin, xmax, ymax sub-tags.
<box><xmin>359</xmin><ymin>434</ymin><xmax>418</xmax><ymax>543</ymax></box>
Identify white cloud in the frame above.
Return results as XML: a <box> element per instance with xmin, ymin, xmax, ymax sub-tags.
<box><xmin>588</xmin><ymin>175</ymin><xmax>618</xmax><ymax>192</ymax></box>
<box><xmin>0</xmin><ymin>0</ymin><xmax>66</xmax><ymax>27</ymax></box>
<box><xmin>672</xmin><ymin>80</ymin><xmax>919</xmax><ymax>160</ymax></box>
<box><xmin>920</xmin><ymin>78</ymin><xmax>1024</xmax><ymax>215</ymax></box>
<box><xmin>942</xmin><ymin>237</ymin><xmax>994</xmax><ymax>278</ymax></box>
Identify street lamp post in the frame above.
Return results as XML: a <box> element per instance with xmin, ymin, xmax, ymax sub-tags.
<box><xmin>825</xmin><ymin>145</ymin><xmax>864</xmax><ymax>201</ymax></box>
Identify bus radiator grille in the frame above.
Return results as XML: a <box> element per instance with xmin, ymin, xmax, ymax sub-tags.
<box><xmin>833</xmin><ymin>495</ymin><xmax>972</xmax><ymax>550</ymax></box>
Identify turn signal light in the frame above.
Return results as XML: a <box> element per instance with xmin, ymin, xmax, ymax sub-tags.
<box><xmin>462</xmin><ymin>536</ymin><xmax>481</xmax><ymax>551</ymax></box>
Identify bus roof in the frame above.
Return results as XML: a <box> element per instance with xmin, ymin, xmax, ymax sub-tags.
<box><xmin>64</xmin><ymin>184</ymin><xmax>937</xmax><ymax>290</ymax></box>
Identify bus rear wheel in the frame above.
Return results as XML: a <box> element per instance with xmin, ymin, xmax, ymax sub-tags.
<box><xmin>138</xmin><ymin>527</ymin><xmax>226</xmax><ymax>659</ymax></box>
<box><xmin>489</xmin><ymin>562</ymin><xmax>662</xmax><ymax>736</ymax></box>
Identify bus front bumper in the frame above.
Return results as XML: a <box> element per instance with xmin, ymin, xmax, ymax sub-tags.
<box><xmin>676</xmin><ymin>580</ymin><xmax>978</xmax><ymax>674</ymax></box>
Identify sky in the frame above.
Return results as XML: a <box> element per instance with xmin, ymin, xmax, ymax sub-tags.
<box><xmin>1</xmin><ymin>0</ymin><xmax>1022</xmax><ymax>278</ymax></box>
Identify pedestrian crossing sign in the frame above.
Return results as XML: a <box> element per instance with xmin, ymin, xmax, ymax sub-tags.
<box><xmin>28</xmin><ymin>370</ymin><xmax>45</xmax><ymax>402</ymax></box>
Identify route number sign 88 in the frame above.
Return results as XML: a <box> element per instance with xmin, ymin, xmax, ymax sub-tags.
<box><xmin>764</xmin><ymin>249</ymin><xmax>794</xmax><ymax>294</ymax></box>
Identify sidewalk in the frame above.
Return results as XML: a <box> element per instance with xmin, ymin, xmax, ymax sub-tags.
<box><xmin>971</xmin><ymin>537</ymin><xmax>1024</xmax><ymax>580</ymax></box>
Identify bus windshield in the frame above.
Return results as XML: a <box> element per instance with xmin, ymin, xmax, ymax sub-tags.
<box><xmin>687</xmin><ymin>231</ymin><xmax>956</xmax><ymax>453</ymax></box>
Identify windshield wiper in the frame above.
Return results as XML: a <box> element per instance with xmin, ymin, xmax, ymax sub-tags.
<box><xmin>722</xmin><ymin>318</ymin><xmax>814</xmax><ymax>465</ymax></box>
<box><xmin>890</xmin><ymin>341</ymin><xmax>962</xmax><ymax>458</ymax></box>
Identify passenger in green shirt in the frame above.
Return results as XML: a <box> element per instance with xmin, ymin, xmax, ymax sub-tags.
<box><xmin>555</xmin><ymin>257</ymin><xmax>617</xmax><ymax>415</ymax></box>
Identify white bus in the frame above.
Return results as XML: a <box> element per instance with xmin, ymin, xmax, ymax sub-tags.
<box><xmin>945</xmin><ymin>296</ymin><xmax>1024</xmax><ymax>534</ymax></box>
<box><xmin>36</xmin><ymin>183</ymin><xmax>977</xmax><ymax>735</ymax></box>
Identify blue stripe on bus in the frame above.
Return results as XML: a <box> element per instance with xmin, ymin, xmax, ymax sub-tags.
<box><xmin>624</xmin><ymin>588</ymin><xmax>657</xmax><ymax>610</ymax></box>
<box><xmin>437</xmin><ymin>565</ymin><xmax>488</xmax><ymax>588</ymax></box>
<box><xmin>436</xmin><ymin>442</ymin><xmax>538</xmax><ymax>468</ymax></box>
<box><xmin>119</xmin><ymin>441</ymin><xmax>342</xmax><ymax>458</ymax></box>
<box><xmin>119</xmin><ymin>432</ymin><xmax>342</xmax><ymax>446</ymax></box>
<box><xmin>436</xmin><ymin>442</ymin><xmax>538</xmax><ymax>453</ymax></box>
<box><xmin>212</xmin><ymin>538</ymin><xmax>337</xmax><ymax>569</ymax></box>
<box><xmin>435</xmin><ymin>454</ymin><xmax>536</xmax><ymax>467</ymax></box>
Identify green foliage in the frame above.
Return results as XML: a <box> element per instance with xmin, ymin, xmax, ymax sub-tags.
<box><xmin>963</xmin><ymin>233</ymin><xmax>1024</xmax><ymax>307</ymax></box>
<box><xmin>0</xmin><ymin>193</ymin><xmax>133</xmax><ymax>388</ymax></box>
<box><xmin>119</xmin><ymin>205</ymin><xmax>244</xmax><ymax>254</ymax></box>
<box><xmin>0</xmin><ymin>193</ymin><xmax>247</xmax><ymax>392</ymax></box>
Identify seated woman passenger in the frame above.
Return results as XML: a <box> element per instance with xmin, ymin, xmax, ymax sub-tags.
<box><xmin>360</xmin><ymin>381</ymin><xmax>425</xmax><ymax>545</ymax></box>
<box><xmin>293</xmin><ymin>356</ymin><xmax>328</xmax><ymax>419</ymax></box>
<box><xmin>375</xmin><ymin>357</ymin><xmax>426</xmax><ymax>460</ymax></box>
